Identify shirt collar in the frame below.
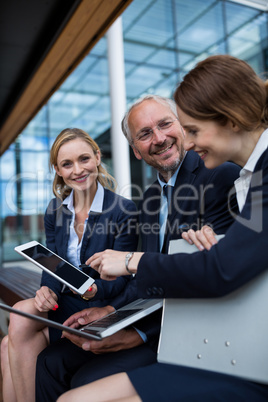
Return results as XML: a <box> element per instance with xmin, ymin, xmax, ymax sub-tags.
<box><xmin>62</xmin><ymin>191</ymin><xmax>74</xmax><ymax>212</ymax></box>
<box><xmin>241</xmin><ymin>129</ymin><xmax>268</xmax><ymax>176</ymax></box>
<box><xmin>62</xmin><ymin>182</ymin><xmax>104</xmax><ymax>214</ymax></box>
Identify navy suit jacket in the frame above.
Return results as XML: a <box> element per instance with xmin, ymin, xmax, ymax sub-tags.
<box><xmin>114</xmin><ymin>152</ymin><xmax>240</xmax><ymax>348</ymax></box>
<box><xmin>137</xmin><ymin>149</ymin><xmax>268</xmax><ymax>300</ymax></box>
<box><xmin>140</xmin><ymin>151</ymin><xmax>240</xmax><ymax>254</ymax></box>
<box><xmin>41</xmin><ymin>188</ymin><xmax>138</xmax><ymax>308</ymax></box>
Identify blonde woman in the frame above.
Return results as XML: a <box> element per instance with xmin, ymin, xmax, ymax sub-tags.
<box><xmin>1</xmin><ymin>128</ymin><xmax>138</xmax><ymax>402</ymax></box>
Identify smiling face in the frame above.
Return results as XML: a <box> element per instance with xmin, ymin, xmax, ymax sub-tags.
<box><xmin>177</xmin><ymin>106</ymin><xmax>241</xmax><ymax>169</ymax></box>
<box><xmin>54</xmin><ymin>138</ymin><xmax>100</xmax><ymax>195</ymax></box>
<box><xmin>128</xmin><ymin>99</ymin><xmax>185</xmax><ymax>181</ymax></box>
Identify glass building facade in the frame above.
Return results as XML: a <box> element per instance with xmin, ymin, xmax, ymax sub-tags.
<box><xmin>0</xmin><ymin>0</ymin><xmax>267</xmax><ymax>262</ymax></box>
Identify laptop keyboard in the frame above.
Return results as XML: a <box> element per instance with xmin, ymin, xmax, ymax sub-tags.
<box><xmin>83</xmin><ymin>309</ymin><xmax>140</xmax><ymax>330</ymax></box>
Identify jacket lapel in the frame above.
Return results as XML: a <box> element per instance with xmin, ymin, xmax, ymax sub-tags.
<box><xmin>141</xmin><ymin>182</ymin><xmax>161</xmax><ymax>252</ymax></box>
<box><xmin>163</xmin><ymin>152</ymin><xmax>200</xmax><ymax>251</ymax></box>
<box><xmin>56</xmin><ymin>204</ymin><xmax>72</xmax><ymax>260</ymax></box>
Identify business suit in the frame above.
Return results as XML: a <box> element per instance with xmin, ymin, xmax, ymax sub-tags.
<box><xmin>35</xmin><ymin>152</ymin><xmax>240</xmax><ymax>401</ymax></box>
<box><xmin>41</xmin><ymin>188</ymin><xmax>138</xmax><ymax>341</ymax></box>
<box><xmin>140</xmin><ymin>151</ymin><xmax>239</xmax><ymax>255</ymax></box>
<box><xmin>126</xmin><ymin>149</ymin><xmax>268</xmax><ymax>400</ymax></box>
<box><xmin>134</xmin><ymin>151</ymin><xmax>240</xmax><ymax>343</ymax></box>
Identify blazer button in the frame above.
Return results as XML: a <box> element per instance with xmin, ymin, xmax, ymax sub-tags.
<box><xmin>152</xmin><ymin>287</ymin><xmax>159</xmax><ymax>295</ymax></box>
<box><xmin>146</xmin><ymin>288</ymin><xmax>153</xmax><ymax>296</ymax></box>
<box><xmin>158</xmin><ymin>288</ymin><xmax>164</xmax><ymax>296</ymax></box>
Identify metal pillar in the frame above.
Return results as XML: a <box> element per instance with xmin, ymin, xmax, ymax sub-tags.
<box><xmin>107</xmin><ymin>17</ymin><xmax>131</xmax><ymax>198</ymax></box>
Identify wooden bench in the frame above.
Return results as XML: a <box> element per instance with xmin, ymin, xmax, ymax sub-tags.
<box><xmin>0</xmin><ymin>267</ymin><xmax>41</xmax><ymax>306</ymax></box>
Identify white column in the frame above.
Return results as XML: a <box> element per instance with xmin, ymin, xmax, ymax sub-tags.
<box><xmin>107</xmin><ymin>17</ymin><xmax>131</xmax><ymax>199</ymax></box>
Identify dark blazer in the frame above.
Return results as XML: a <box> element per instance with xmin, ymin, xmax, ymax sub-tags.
<box><xmin>117</xmin><ymin>151</ymin><xmax>241</xmax><ymax>346</ymax></box>
<box><xmin>140</xmin><ymin>151</ymin><xmax>240</xmax><ymax>254</ymax></box>
<box><xmin>129</xmin><ymin>153</ymin><xmax>268</xmax><ymax>399</ymax></box>
<box><xmin>136</xmin><ymin>149</ymin><xmax>268</xmax><ymax>300</ymax></box>
<box><xmin>41</xmin><ymin>188</ymin><xmax>138</xmax><ymax>306</ymax></box>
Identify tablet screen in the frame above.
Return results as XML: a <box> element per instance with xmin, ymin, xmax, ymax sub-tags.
<box><xmin>22</xmin><ymin>244</ymin><xmax>89</xmax><ymax>288</ymax></box>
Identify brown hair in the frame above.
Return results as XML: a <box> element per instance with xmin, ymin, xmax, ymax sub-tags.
<box><xmin>50</xmin><ymin>128</ymin><xmax>117</xmax><ymax>200</ymax></box>
<box><xmin>174</xmin><ymin>54</ymin><xmax>268</xmax><ymax>131</ymax></box>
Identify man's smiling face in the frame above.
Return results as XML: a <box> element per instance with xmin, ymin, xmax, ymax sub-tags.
<box><xmin>129</xmin><ymin>99</ymin><xmax>185</xmax><ymax>181</ymax></box>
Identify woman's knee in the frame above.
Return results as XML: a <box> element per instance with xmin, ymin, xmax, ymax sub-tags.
<box><xmin>12</xmin><ymin>298</ymin><xmax>36</xmax><ymax>314</ymax></box>
<box><xmin>8</xmin><ymin>299</ymin><xmax>40</xmax><ymax>339</ymax></box>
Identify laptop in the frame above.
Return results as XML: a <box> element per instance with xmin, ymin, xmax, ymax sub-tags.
<box><xmin>0</xmin><ymin>298</ymin><xmax>163</xmax><ymax>340</ymax></box>
<box><xmin>157</xmin><ymin>236</ymin><xmax>268</xmax><ymax>385</ymax></box>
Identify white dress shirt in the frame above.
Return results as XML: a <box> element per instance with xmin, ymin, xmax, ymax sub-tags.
<box><xmin>62</xmin><ymin>183</ymin><xmax>104</xmax><ymax>267</ymax></box>
<box><xmin>234</xmin><ymin>129</ymin><xmax>268</xmax><ymax>212</ymax></box>
<box><xmin>158</xmin><ymin>156</ymin><xmax>185</xmax><ymax>251</ymax></box>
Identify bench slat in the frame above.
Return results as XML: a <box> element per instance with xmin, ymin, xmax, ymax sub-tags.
<box><xmin>0</xmin><ymin>267</ymin><xmax>41</xmax><ymax>305</ymax></box>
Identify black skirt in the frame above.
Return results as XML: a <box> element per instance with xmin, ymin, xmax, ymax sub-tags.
<box><xmin>127</xmin><ymin>362</ymin><xmax>268</xmax><ymax>402</ymax></box>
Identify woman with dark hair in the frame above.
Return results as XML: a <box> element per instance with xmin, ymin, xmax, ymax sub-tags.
<box><xmin>58</xmin><ymin>56</ymin><xmax>268</xmax><ymax>401</ymax></box>
<box><xmin>0</xmin><ymin>128</ymin><xmax>138</xmax><ymax>402</ymax></box>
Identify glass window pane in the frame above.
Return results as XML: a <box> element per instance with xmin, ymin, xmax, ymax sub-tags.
<box><xmin>21</xmin><ymin>181</ymin><xmax>52</xmax><ymax>215</ymax></box>
<box><xmin>174</xmin><ymin>0</ymin><xmax>216</xmax><ymax>33</ymax></box>
<box><xmin>179</xmin><ymin>2</ymin><xmax>224</xmax><ymax>54</ymax></box>
<box><xmin>225</xmin><ymin>2</ymin><xmax>259</xmax><ymax>34</ymax></box>
<box><xmin>20</xmin><ymin>152</ymin><xmax>50</xmax><ymax>177</ymax></box>
<box><xmin>125</xmin><ymin>0</ymin><xmax>174</xmax><ymax>46</ymax></box>
<box><xmin>1</xmin><ymin>181</ymin><xmax>17</xmax><ymax>216</ymax></box>
<box><xmin>0</xmin><ymin>149</ymin><xmax>16</xmax><ymax>180</ymax></box>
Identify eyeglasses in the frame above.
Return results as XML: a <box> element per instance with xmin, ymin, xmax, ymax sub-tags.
<box><xmin>135</xmin><ymin>119</ymin><xmax>178</xmax><ymax>143</ymax></box>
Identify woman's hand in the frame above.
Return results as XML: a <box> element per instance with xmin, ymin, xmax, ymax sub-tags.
<box><xmin>34</xmin><ymin>286</ymin><xmax>58</xmax><ymax>312</ymax></box>
<box><xmin>87</xmin><ymin>250</ymin><xmax>143</xmax><ymax>280</ymax></box>
<box><xmin>80</xmin><ymin>283</ymin><xmax>98</xmax><ymax>300</ymax></box>
<box><xmin>181</xmin><ymin>225</ymin><xmax>218</xmax><ymax>251</ymax></box>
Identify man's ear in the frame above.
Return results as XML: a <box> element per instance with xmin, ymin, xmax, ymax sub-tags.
<box><xmin>131</xmin><ymin>145</ymin><xmax>142</xmax><ymax>161</ymax></box>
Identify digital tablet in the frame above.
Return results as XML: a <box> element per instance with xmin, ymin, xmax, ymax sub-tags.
<box><xmin>15</xmin><ymin>241</ymin><xmax>95</xmax><ymax>295</ymax></box>
<box><xmin>0</xmin><ymin>298</ymin><xmax>163</xmax><ymax>340</ymax></box>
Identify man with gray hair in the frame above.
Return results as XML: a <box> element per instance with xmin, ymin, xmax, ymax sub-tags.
<box><xmin>122</xmin><ymin>94</ymin><xmax>239</xmax><ymax>254</ymax></box>
<box><xmin>35</xmin><ymin>95</ymin><xmax>240</xmax><ymax>400</ymax></box>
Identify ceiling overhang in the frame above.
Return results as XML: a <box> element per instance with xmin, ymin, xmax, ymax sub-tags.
<box><xmin>0</xmin><ymin>0</ymin><xmax>133</xmax><ymax>155</ymax></box>
<box><xmin>228</xmin><ymin>0</ymin><xmax>268</xmax><ymax>10</ymax></box>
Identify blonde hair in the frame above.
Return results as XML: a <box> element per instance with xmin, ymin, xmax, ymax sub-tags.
<box><xmin>50</xmin><ymin>128</ymin><xmax>117</xmax><ymax>200</ymax></box>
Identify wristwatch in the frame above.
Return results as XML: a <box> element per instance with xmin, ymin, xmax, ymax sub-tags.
<box><xmin>125</xmin><ymin>252</ymin><xmax>134</xmax><ymax>274</ymax></box>
<box><xmin>81</xmin><ymin>295</ymin><xmax>91</xmax><ymax>301</ymax></box>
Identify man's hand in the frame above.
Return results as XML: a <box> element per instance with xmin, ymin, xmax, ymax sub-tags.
<box><xmin>63</xmin><ymin>327</ymin><xmax>143</xmax><ymax>353</ymax></box>
<box><xmin>182</xmin><ymin>225</ymin><xmax>218</xmax><ymax>251</ymax></box>
<box><xmin>63</xmin><ymin>305</ymin><xmax>115</xmax><ymax>329</ymax></box>
<box><xmin>61</xmin><ymin>306</ymin><xmax>116</xmax><ymax>348</ymax></box>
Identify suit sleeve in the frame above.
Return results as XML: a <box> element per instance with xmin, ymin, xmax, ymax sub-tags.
<box><xmin>112</xmin><ymin>198</ymin><xmax>139</xmax><ymax>252</ymax></box>
<box><xmin>90</xmin><ymin>198</ymin><xmax>139</xmax><ymax>302</ymax></box>
<box><xmin>109</xmin><ymin>277</ymin><xmax>139</xmax><ymax>309</ymax></box>
<box><xmin>136</xmin><ymin>154</ymin><xmax>268</xmax><ymax>300</ymax></box>
<box><xmin>134</xmin><ymin>163</ymin><xmax>241</xmax><ymax>342</ymax></box>
<box><xmin>201</xmin><ymin>162</ymin><xmax>240</xmax><ymax>234</ymax></box>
